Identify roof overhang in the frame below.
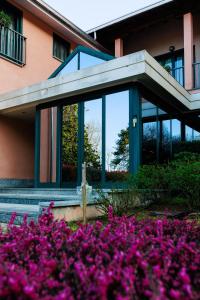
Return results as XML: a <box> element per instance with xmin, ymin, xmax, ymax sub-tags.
<box><xmin>9</xmin><ymin>0</ymin><xmax>107</xmax><ymax>52</ymax></box>
<box><xmin>0</xmin><ymin>50</ymin><xmax>199</xmax><ymax>115</ymax></box>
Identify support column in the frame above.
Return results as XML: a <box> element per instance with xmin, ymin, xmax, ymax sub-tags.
<box><xmin>115</xmin><ymin>38</ymin><xmax>124</xmax><ymax>57</ymax></box>
<box><xmin>129</xmin><ymin>87</ymin><xmax>141</xmax><ymax>174</ymax></box>
<box><xmin>183</xmin><ymin>12</ymin><xmax>194</xmax><ymax>90</ymax></box>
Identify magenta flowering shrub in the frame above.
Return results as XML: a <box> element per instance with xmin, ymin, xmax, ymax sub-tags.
<box><xmin>0</xmin><ymin>206</ymin><xmax>200</xmax><ymax>300</ymax></box>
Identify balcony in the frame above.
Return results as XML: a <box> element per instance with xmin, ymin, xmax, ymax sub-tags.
<box><xmin>0</xmin><ymin>26</ymin><xmax>26</xmax><ymax>65</ymax></box>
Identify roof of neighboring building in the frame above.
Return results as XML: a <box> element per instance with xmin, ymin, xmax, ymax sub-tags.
<box><xmin>87</xmin><ymin>0</ymin><xmax>173</xmax><ymax>34</ymax></box>
<box><xmin>11</xmin><ymin>0</ymin><xmax>107</xmax><ymax>51</ymax></box>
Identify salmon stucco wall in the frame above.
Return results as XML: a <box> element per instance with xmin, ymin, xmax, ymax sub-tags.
<box><xmin>0</xmin><ymin>116</ymin><xmax>35</xmax><ymax>180</ymax></box>
<box><xmin>0</xmin><ymin>6</ymin><xmax>77</xmax><ymax>94</ymax></box>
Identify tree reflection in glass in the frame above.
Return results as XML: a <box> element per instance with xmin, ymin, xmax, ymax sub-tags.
<box><xmin>62</xmin><ymin>104</ymin><xmax>78</xmax><ymax>185</ymax></box>
<box><xmin>105</xmin><ymin>91</ymin><xmax>129</xmax><ymax>182</ymax></box>
<box><xmin>84</xmin><ymin>99</ymin><xmax>102</xmax><ymax>184</ymax></box>
<box><xmin>142</xmin><ymin>122</ymin><xmax>157</xmax><ymax>164</ymax></box>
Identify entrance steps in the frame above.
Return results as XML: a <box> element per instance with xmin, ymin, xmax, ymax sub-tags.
<box><xmin>0</xmin><ymin>188</ymin><xmax>99</xmax><ymax>225</ymax></box>
<box><xmin>0</xmin><ymin>188</ymin><xmax>81</xmax><ymax>205</ymax></box>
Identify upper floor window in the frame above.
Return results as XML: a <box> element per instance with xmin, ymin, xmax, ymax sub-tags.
<box><xmin>0</xmin><ymin>1</ymin><xmax>25</xmax><ymax>65</ymax></box>
<box><xmin>53</xmin><ymin>33</ymin><xmax>70</xmax><ymax>62</ymax></box>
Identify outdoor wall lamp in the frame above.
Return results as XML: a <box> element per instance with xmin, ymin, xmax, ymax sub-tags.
<box><xmin>132</xmin><ymin>116</ymin><xmax>138</xmax><ymax>128</ymax></box>
<box><xmin>169</xmin><ymin>45</ymin><xmax>175</xmax><ymax>52</ymax></box>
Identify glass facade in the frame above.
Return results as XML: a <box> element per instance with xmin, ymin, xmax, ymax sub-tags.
<box><xmin>141</xmin><ymin>97</ymin><xmax>200</xmax><ymax>164</ymax></box>
<box><xmin>55</xmin><ymin>46</ymin><xmax>113</xmax><ymax>78</ymax></box>
<box><xmin>58</xmin><ymin>54</ymin><xmax>78</xmax><ymax>76</ymax></box>
<box><xmin>80</xmin><ymin>52</ymin><xmax>105</xmax><ymax>69</ymax></box>
<box><xmin>36</xmin><ymin>46</ymin><xmax>200</xmax><ymax>188</ymax></box>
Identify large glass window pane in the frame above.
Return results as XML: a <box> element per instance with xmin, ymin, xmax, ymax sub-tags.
<box><xmin>62</xmin><ymin>104</ymin><xmax>78</xmax><ymax>185</ymax></box>
<box><xmin>142</xmin><ymin>122</ymin><xmax>157</xmax><ymax>164</ymax></box>
<box><xmin>105</xmin><ymin>91</ymin><xmax>129</xmax><ymax>182</ymax></box>
<box><xmin>172</xmin><ymin>119</ymin><xmax>181</xmax><ymax>157</ymax></box>
<box><xmin>84</xmin><ymin>99</ymin><xmax>102</xmax><ymax>184</ymax></box>
<box><xmin>142</xmin><ymin>98</ymin><xmax>157</xmax><ymax>118</ymax></box>
<box><xmin>174</xmin><ymin>56</ymin><xmax>184</xmax><ymax>86</ymax></box>
<box><xmin>161</xmin><ymin>120</ymin><xmax>171</xmax><ymax>162</ymax></box>
<box><xmin>186</xmin><ymin>126</ymin><xmax>193</xmax><ymax>141</ymax></box>
<box><xmin>58</xmin><ymin>54</ymin><xmax>78</xmax><ymax>77</ymax></box>
<box><xmin>80</xmin><ymin>52</ymin><xmax>105</xmax><ymax>69</ymax></box>
<box><xmin>194</xmin><ymin>130</ymin><xmax>200</xmax><ymax>141</ymax></box>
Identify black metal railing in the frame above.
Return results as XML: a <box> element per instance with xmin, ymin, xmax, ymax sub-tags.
<box><xmin>0</xmin><ymin>26</ymin><xmax>26</xmax><ymax>65</ymax></box>
<box><xmin>170</xmin><ymin>66</ymin><xmax>184</xmax><ymax>87</ymax></box>
<box><xmin>193</xmin><ymin>62</ymin><xmax>200</xmax><ymax>89</ymax></box>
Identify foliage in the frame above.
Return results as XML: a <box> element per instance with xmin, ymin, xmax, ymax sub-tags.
<box><xmin>96</xmin><ymin>189</ymin><xmax>140</xmax><ymax>216</ymax></box>
<box><xmin>0</xmin><ymin>10</ymin><xmax>12</xmax><ymax>27</ymax></box>
<box><xmin>130</xmin><ymin>164</ymin><xmax>169</xmax><ymax>190</ymax></box>
<box><xmin>173</xmin><ymin>141</ymin><xmax>200</xmax><ymax>156</ymax></box>
<box><xmin>0</xmin><ymin>207</ymin><xmax>200</xmax><ymax>299</ymax></box>
<box><xmin>132</xmin><ymin>152</ymin><xmax>200</xmax><ymax>209</ymax></box>
<box><xmin>168</xmin><ymin>153</ymin><xmax>200</xmax><ymax>209</ymax></box>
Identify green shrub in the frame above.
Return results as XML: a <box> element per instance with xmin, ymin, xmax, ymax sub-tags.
<box><xmin>168</xmin><ymin>161</ymin><xmax>200</xmax><ymax>209</ymax></box>
<box><xmin>129</xmin><ymin>164</ymin><xmax>169</xmax><ymax>190</ymax></box>
<box><xmin>131</xmin><ymin>152</ymin><xmax>200</xmax><ymax>209</ymax></box>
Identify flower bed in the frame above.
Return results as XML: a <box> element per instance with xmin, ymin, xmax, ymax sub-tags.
<box><xmin>0</xmin><ymin>206</ymin><xmax>199</xmax><ymax>299</ymax></box>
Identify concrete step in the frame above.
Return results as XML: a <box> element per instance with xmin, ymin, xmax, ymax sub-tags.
<box><xmin>0</xmin><ymin>203</ymin><xmax>40</xmax><ymax>225</ymax></box>
<box><xmin>0</xmin><ymin>188</ymin><xmax>78</xmax><ymax>195</ymax></box>
<box><xmin>0</xmin><ymin>188</ymin><xmax>81</xmax><ymax>205</ymax></box>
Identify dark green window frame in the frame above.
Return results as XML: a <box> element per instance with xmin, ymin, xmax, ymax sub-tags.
<box><xmin>53</xmin><ymin>33</ymin><xmax>70</xmax><ymax>62</ymax></box>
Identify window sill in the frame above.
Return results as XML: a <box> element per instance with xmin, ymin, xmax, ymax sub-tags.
<box><xmin>0</xmin><ymin>53</ymin><xmax>25</xmax><ymax>67</ymax></box>
<box><xmin>53</xmin><ymin>55</ymin><xmax>65</xmax><ymax>63</ymax></box>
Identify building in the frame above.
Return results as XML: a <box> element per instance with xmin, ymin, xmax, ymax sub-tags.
<box><xmin>0</xmin><ymin>0</ymin><xmax>104</xmax><ymax>94</ymax></box>
<box><xmin>0</xmin><ymin>0</ymin><xmax>199</xmax><ymax>221</ymax></box>
<box><xmin>0</xmin><ymin>0</ymin><xmax>104</xmax><ymax>189</ymax></box>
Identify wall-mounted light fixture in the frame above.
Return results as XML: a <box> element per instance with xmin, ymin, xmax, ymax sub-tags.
<box><xmin>169</xmin><ymin>45</ymin><xmax>175</xmax><ymax>53</ymax></box>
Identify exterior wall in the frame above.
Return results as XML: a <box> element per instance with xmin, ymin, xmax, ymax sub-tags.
<box><xmin>124</xmin><ymin>17</ymin><xmax>184</xmax><ymax>57</ymax></box>
<box><xmin>0</xmin><ymin>116</ymin><xmax>35</xmax><ymax>180</ymax></box>
<box><xmin>0</xmin><ymin>4</ymin><xmax>78</xmax><ymax>94</ymax></box>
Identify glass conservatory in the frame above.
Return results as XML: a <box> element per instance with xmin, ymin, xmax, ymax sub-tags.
<box><xmin>35</xmin><ymin>46</ymin><xmax>200</xmax><ymax>188</ymax></box>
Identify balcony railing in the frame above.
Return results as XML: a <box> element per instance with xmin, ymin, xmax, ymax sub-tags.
<box><xmin>170</xmin><ymin>66</ymin><xmax>184</xmax><ymax>87</ymax></box>
<box><xmin>0</xmin><ymin>26</ymin><xmax>26</xmax><ymax>65</ymax></box>
<box><xmin>193</xmin><ymin>62</ymin><xmax>200</xmax><ymax>89</ymax></box>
